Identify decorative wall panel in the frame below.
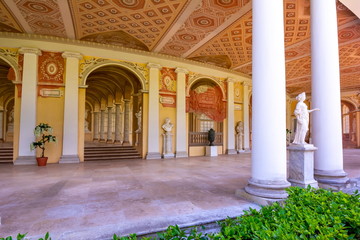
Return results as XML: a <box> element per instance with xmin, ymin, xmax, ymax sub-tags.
<box><xmin>38</xmin><ymin>51</ymin><xmax>64</xmax><ymax>84</ymax></box>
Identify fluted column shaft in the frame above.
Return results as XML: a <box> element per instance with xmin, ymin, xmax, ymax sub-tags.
<box><xmin>100</xmin><ymin>109</ymin><xmax>105</xmax><ymax>141</ymax></box>
<box><xmin>123</xmin><ymin>100</ymin><xmax>130</xmax><ymax>144</ymax></box>
<box><xmin>114</xmin><ymin>104</ymin><xmax>121</xmax><ymax>143</ymax></box>
<box><xmin>93</xmin><ymin>112</ymin><xmax>99</xmax><ymax>140</ymax></box>
<box><xmin>107</xmin><ymin>106</ymin><xmax>113</xmax><ymax>143</ymax></box>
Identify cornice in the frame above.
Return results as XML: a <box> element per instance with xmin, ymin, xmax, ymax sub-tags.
<box><xmin>0</xmin><ymin>32</ymin><xmax>251</xmax><ymax>78</ymax></box>
<box><xmin>62</xmin><ymin>51</ymin><xmax>82</xmax><ymax>60</ymax></box>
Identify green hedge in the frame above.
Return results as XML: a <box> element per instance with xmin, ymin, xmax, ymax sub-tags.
<box><xmin>2</xmin><ymin>187</ymin><xmax>360</xmax><ymax>240</ymax></box>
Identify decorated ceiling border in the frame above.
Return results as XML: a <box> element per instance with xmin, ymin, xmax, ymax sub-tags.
<box><xmin>79</xmin><ymin>56</ymin><xmax>149</xmax><ymax>91</ymax></box>
<box><xmin>0</xmin><ymin>32</ymin><xmax>250</xmax><ymax>78</ymax></box>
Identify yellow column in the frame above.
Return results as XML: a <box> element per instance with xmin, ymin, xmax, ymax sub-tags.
<box><xmin>15</xmin><ymin>47</ymin><xmax>41</xmax><ymax>165</ymax></box>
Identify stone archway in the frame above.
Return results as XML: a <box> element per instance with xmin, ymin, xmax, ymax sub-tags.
<box><xmin>341</xmin><ymin>100</ymin><xmax>357</xmax><ymax>148</ymax></box>
<box><xmin>0</xmin><ymin>57</ymin><xmax>16</xmax><ymax>163</ymax></box>
<box><xmin>83</xmin><ymin>64</ymin><xmax>144</xmax><ymax>160</ymax></box>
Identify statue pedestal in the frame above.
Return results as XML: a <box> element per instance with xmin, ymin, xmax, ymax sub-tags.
<box><xmin>162</xmin><ymin>133</ymin><xmax>174</xmax><ymax>158</ymax></box>
<box><xmin>206</xmin><ymin>146</ymin><xmax>218</xmax><ymax>157</ymax></box>
<box><xmin>287</xmin><ymin>144</ymin><xmax>318</xmax><ymax>188</ymax></box>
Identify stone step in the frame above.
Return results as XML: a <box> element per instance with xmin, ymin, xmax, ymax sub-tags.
<box><xmin>0</xmin><ymin>147</ymin><xmax>13</xmax><ymax>163</ymax></box>
<box><xmin>84</xmin><ymin>145</ymin><xmax>141</xmax><ymax>161</ymax></box>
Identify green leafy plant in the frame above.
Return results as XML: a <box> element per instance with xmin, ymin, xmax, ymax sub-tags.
<box><xmin>0</xmin><ymin>232</ymin><xmax>51</xmax><ymax>240</ymax></box>
<box><xmin>30</xmin><ymin>123</ymin><xmax>56</xmax><ymax>158</ymax></box>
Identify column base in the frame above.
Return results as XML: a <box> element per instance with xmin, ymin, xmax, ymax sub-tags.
<box><xmin>59</xmin><ymin>155</ymin><xmax>80</xmax><ymax>164</ymax></box>
<box><xmin>122</xmin><ymin>141</ymin><xmax>130</xmax><ymax>146</ymax></box>
<box><xmin>93</xmin><ymin>138</ymin><xmax>98</xmax><ymax>141</ymax></box>
<box><xmin>162</xmin><ymin>153</ymin><xmax>175</xmax><ymax>159</ymax></box>
<box><xmin>244</xmin><ymin>148</ymin><xmax>251</xmax><ymax>152</ymax></box>
<box><xmin>106</xmin><ymin>139</ymin><xmax>113</xmax><ymax>143</ymax></box>
<box><xmin>113</xmin><ymin>140</ymin><xmax>122</xmax><ymax>144</ymax></box>
<box><xmin>226</xmin><ymin>149</ymin><xmax>237</xmax><ymax>155</ymax></box>
<box><xmin>236</xmin><ymin>189</ymin><xmax>286</xmax><ymax>206</ymax></box>
<box><xmin>175</xmin><ymin>151</ymin><xmax>188</xmax><ymax>158</ymax></box>
<box><xmin>314</xmin><ymin>169</ymin><xmax>352</xmax><ymax>190</ymax></box>
<box><xmin>99</xmin><ymin>139</ymin><xmax>106</xmax><ymax>142</ymax></box>
<box><xmin>237</xmin><ymin>150</ymin><xmax>246</xmax><ymax>153</ymax></box>
<box><xmin>146</xmin><ymin>152</ymin><xmax>161</xmax><ymax>159</ymax></box>
<box><xmin>14</xmin><ymin>156</ymin><xmax>36</xmax><ymax>165</ymax></box>
<box><xmin>244</xmin><ymin>178</ymin><xmax>291</xmax><ymax>199</ymax></box>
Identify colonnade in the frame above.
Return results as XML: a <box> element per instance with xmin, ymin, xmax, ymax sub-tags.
<box><xmin>92</xmin><ymin>102</ymin><xmax>130</xmax><ymax>144</ymax></box>
<box><xmin>243</xmin><ymin>0</ymin><xmax>349</xmax><ymax>200</ymax></box>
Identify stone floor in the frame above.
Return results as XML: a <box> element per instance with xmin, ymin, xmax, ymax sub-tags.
<box><xmin>0</xmin><ymin>149</ymin><xmax>359</xmax><ymax>240</ymax></box>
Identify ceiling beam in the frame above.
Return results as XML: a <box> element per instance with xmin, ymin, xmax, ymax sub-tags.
<box><xmin>182</xmin><ymin>0</ymin><xmax>252</xmax><ymax>58</ymax></box>
<box><xmin>58</xmin><ymin>1</ymin><xmax>76</xmax><ymax>39</ymax></box>
<box><xmin>152</xmin><ymin>0</ymin><xmax>202</xmax><ymax>52</ymax></box>
<box><xmin>3</xmin><ymin>0</ymin><xmax>32</xmax><ymax>33</ymax></box>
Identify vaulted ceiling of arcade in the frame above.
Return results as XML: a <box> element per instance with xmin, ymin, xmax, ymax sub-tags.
<box><xmin>0</xmin><ymin>0</ymin><xmax>359</xmax><ymax>96</ymax></box>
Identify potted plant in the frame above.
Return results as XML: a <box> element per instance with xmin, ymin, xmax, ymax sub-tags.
<box><xmin>30</xmin><ymin>123</ymin><xmax>56</xmax><ymax>166</ymax></box>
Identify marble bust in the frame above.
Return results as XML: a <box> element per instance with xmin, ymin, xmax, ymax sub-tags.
<box><xmin>292</xmin><ymin>92</ymin><xmax>319</xmax><ymax>145</ymax></box>
<box><xmin>162</xmin><ymin>117</ymin><xmax>173</xmax><ymax>132</ymax></box>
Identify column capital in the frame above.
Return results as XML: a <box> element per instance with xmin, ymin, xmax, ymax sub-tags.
<box><xmin>226</xmin><ymin>78</ymin><xmax>237</xmax><ymax>83</ymax></box>
<box><xmin>175</xmin><ymin>67</ymin><xmax>188</xmax><ymax>74</ymax></box>
<box><xmin>107</xmin><ymin>106</ymin><xmax>113</xmax><ymax>109</ymax></box>
<box><xmin>147</xmin><ymin>63</ymin><xmax>162</xmax><ymax>69</ymax></box>
<box><xmin>124</xmin><ymin>99</ymin><xmax>131</xmax><ymax>103</ymax></box>
<box><xmin>18</xmin><ymin>47</ymin><xmax>41</xmax><ymax>56</ymax></box>
<box><xmin>62</xmin><ymin>51</ymin><xmax>83</xmax><ymax>60</ymax></box>
<box><xmin>242</xmin><ymin>81</ymin><xmax>251</xmax><ymax>87</ymax></box>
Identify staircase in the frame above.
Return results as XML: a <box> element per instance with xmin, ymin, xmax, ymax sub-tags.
<box><xmin>84</xmin><ymin>145</ymin><xmax>141</xmax><ymax>161</ymax></box>
<box><xmin>0</xmin><ymin>147</ymin><xmax>13</xmax><ymax>164</ymax></box>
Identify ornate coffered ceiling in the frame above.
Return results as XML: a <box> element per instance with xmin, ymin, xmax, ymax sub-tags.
<box><xmin>0</xmin><ymin>0</ymin><xmax>359</xmax><ymax>95</ymax></box>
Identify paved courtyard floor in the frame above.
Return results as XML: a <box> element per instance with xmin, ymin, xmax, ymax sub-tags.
<box><xmin>0</xmin><ymin>149</ymin><xmax>359</xmax><ymax>240</ymax></box>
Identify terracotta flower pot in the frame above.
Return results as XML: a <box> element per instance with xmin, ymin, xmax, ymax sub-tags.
<box><xmin>36</xmin><ymin>157</ymin><xmax>48</xmax><ymax>166</ymax></box>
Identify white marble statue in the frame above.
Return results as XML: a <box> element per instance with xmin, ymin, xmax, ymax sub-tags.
<box><xmin>162</xmin><ymin>117</ymin><xmax>173</xmax><ymax>132</ymax></box>
<box><xmin>235</xmin><ymin>121</ymin><xmax>244</xmax><ymax>152</ymax></box>
<box><xmin>292</xmin><ymin>92</ymin><xmax>319</xmax><ymax>145</ymax></box>
<box><xmin>135</xmin><ymin>107</ymin><xmax>142</xmax><ymax>133</ymax></box>
<box><xmin>162</xmin><ymin>117</ymin><xmax>174</xmax><ymax>158</ymax></box>
<box><xmin>84</xmin><ymin>109</ymin><xmax>90</xmax><ymax>133</ymax></box>
<box><xmin>7</xmin><ymin>107</ymin><xmax>14</xmax><ymax>133</ymax></box>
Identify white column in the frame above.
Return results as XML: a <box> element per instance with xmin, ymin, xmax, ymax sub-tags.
<box><xmin>175</xmin><ymin>67</ymin><xmax>188</xmax><ymax>158</ymax></box>
<box><xmin>226</xmin><ymin>78</ymin><xmax>236</xmax><ymax>154</ymax></box>
<box><xmin>123</xmin><ymin>100</ymin><xmax>130</xmax><ymax>145</ymax></box>
<box><xmin>243</xmin><ymin>0</ymin><xmax>290</xmax><ymax>200</ymax></box>
<box><xmin>93</xmin><ymin>112</ymin><xmax>99</xmax><ymax>141</ymax></box>
<box><xmin>99</xmin><ymin>109</ymin><xmax>105</xmax><ymax>141</ymax></box>
<box><xmin>311</xmin><ymin>0</ymin><xmax>349</xmax><ymax>186</ymax></box>
<box><xmin>114</xmin><ymin>103</ymin><xmax>121</xmax><ymax>143</ymax></box>
<box><xmin>106</xmin><ymin>106</ymin><xmax>113</xmax><ymax>143</ymax></box>
<box><xmin>15</xmin><ymin>48</ymin><xmax>41</xmax><ymax>165</ymax></box>
<box><xmin>59</xmin><ymin>52</ymin><xmax>82</xmax><ymax>163</ymax></box>
<box><xmin>0</xmin><ymin>110</ymin><xmax>3</xmax><ymax>142</ymax></box>
<box><xmin>146</xmin><ymin>63</ymin><xmax>162</xmax><ymax>159</ymax></box>
<box><xmin>243</xmin><ymin>82</ymin><xmax>251</xmax><ymax>151</ymax></box>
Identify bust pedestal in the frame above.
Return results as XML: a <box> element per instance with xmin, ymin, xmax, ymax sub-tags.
<box><xmin>287</xmin><ymin>144</ymin><xmax>318</xmax><ymax>188</ymax></box>
<box><xmin>206</xmin><ymin>146</ymin><xmax>218</xmax><ymax>157</ymax></box>
<box><xmin>162</xmin><ymin>132</ymin><xmax>174</xmax><ymax>158</ymax></box>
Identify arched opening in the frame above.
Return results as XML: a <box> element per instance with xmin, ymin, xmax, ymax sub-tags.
<box><xmin>187</xmin><ymin>79</ymin><xmax>226</xmax><ymax>150</ymax></box>
<box><xmin>0</xmin><ymin>57</ymin><xmax>15</xmax><ymax>163</ymax></box>
<box><xmin>341</xmin><ymin>100</ymin><xmax>357</xmax><ymax>148</ymax></box>
<box><xmin>84</xmin><ymin>65</ymin><xmax>143</xmax><ymax>160</ymax></box>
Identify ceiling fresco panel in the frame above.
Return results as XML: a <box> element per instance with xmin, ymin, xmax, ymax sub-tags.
<box><xmin>70</xmin><ymin>0</ymin><xmax>190</xmax><ymax>50</ymax></box>
<box><xmin>14</xmin><ymin>0</ymin><xmax>67</xmax><ymax>37</ymax></box>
